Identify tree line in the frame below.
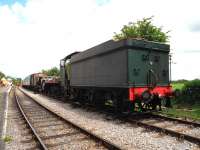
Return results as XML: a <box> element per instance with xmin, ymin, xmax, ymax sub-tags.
<box><xmin>0</xmin><ymin>70</ymin><xmax>22</xmax><ymax>86</ymax></box>
<box><xmin>0</xmin><ymin>71</ymin><xmax>5</xmax><ymax>79</ymax></box>
<box><xmin>42</xmin><ymin>67</ymin><xmax>60</xmax><ymax>76</ymax></box>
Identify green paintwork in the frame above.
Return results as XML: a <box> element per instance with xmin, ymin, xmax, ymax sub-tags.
<box><xmin>128</xmin><ymin>48</ymin><xmax>169</xmax><ymax>86</ymax></box>
<box><xmin>128</xmin><ymin>49</ymin><xmax>149</xmax><ymax>86</ymax></box>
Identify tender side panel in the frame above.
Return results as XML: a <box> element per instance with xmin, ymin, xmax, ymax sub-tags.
<box><xmin>70</xmin><ymin>49</ymin><xmax>128</xmax><ymax>87</ymax></box>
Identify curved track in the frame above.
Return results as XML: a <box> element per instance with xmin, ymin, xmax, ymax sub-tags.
<box><xmin>15</xmin><ymin>88</ymin><xmax>122</xmax><ymax>150</ymax></box>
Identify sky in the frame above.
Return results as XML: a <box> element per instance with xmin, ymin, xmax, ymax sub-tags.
<box><xmin>0</xmin><ymin>0</ymin><xmax>200</xmax><ymax>80</ymax></box>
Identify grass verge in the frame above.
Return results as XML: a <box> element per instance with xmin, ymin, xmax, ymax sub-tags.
<box><xmin>157</xmin><ymin>104</ymin><xmax>200</xmax><ymax>121</ymax></box>
<box><xmin>171</xmin><ymin>83</ymin><xmax>184</xmax><ymax>90</ymax></box>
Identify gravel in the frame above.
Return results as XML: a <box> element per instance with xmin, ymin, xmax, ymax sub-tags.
<box><xmin>0</xmin><ymin>86</ymin><xmax>7</xmax><ymax>150</ymax></box>
<box><xmin>140</xmin><ymin>118</ymin><xmax>200</xmax><ymax>139</ymax></box>
<box><xmin>5</xmin><ymin>89</ymin><xmax>39</xmax><ymax>150</ymax></box>
<box><xmin>20</xmin><ymin>87</ymin><xmax>200</xmax><ymax>150</ymax></box>
<box><xmin>16</xmin><ymin>89</ymin><xmax>107</xmax><ymax>150</ymax></box>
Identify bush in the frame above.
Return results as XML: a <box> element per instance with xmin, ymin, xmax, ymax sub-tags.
<box><xmin>183</xmin><ymin>79</ymin><xmax>200</xmax><ymax>89</ymax></box>
<box><xmin>42</xmin><ymin>67</ymin><xmax>60</xmax><ymax>76</ymax></box>
<box><xmin>175</xmin><ymin>79</ymin><xmax>200</xmax><ymax>105</ymax></box>
<box><xmin>0</xmin><ymin>71</ymin><xmax>5</xmax><ymax>79</ymax></box>
<box><xmin>113</xmin><ymin>17</ymin><xmax>170</xmax><ymax>43</ymax></box>
<box><xmin>172</xmin><ymin>79</ymin><xmax>188</xmax><ymax>84</ymax></box>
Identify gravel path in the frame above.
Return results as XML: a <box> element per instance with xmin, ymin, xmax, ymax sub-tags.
<box><xmin>20</xmin><ymin>87</ymin><xmax>200</xmax><ymax>150</ymax></box>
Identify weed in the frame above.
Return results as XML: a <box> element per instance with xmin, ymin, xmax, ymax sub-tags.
<box><xmin>2</xmin><ymin>135</ymin><xmax>12</xmax><ymax>143</ymax></box>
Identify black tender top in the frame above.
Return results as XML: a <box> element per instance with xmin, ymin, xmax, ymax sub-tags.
<box><xmin>71</xmin><ymin>39</ymin><xmax>170</xmax><ymax>63</ymax></box>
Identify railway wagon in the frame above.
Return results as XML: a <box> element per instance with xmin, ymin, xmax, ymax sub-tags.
<box><xmin>22</xmin><ymin>73</ymin><xmax>47</xmax><ymax>91</ymax></box>
<box><xmin>22</xmin><ymin>75</ymin><xmax>31</xmax><ymax>88</ymax></box>
<box><xmin>41</xmin><ymin>76</ymin><xmax>61</xmax><ymax>96</ymax></box>
<box><xmin>60</xmin><ymin>39</ymin><xmax>173</xmax><ymax>112</ymax></box>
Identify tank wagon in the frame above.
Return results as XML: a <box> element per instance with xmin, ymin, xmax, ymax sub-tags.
<box><xmin>60</xmin><ymin>39</ymin><xmax>173</xmax><ymax>112</ymax></box>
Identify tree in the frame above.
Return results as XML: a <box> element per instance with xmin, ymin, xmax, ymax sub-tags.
<box><xmin>5</xmin><ymin>76</ymin><xmax>22</xmax><ymax>86</ymax></box>
<box><xmin>113</xmin><ymin>17</ymin><xmax>170</xmax><ymax>43</ymax></box>
<box><xmin>42</xmin><ymin>67</ymin><xmax>60</xmax><ymax>76</ymax></box>
<box><xmin>11</xmin><ymin>78</ymin><xmax>22</xmax><ymax>86</ymax></box>
<box><xmin>0</xmin><ymin>71</ymin><xmax>5</xmax><ymax>79</ymax></box>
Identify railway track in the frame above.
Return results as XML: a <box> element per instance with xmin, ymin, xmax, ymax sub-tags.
<box><xmin>80</xmin><ymin>104</ymin><xmax>200</xmax><ymax>145</ymax></box>
<box><xmin>127</xmin><ymin>113</ymin><xmax>200</xmax><ymax>145</ymax></box>
<box><xmin>15</xmin><ymin>88</ymin><xmax>122</xmax><ymax>150</ymax></box>
<box><xmin>19</xmin><ymin>87</ymin><xmax>200</xmax><ymax>147</ymax></box>
<box><xmin>66</xmin><ymin>99</ymin><xmax>200</xmax><ymax>145</ymax></box>
<box><xmin>5</xmin><ymin>88</ymin><xmax>40</xmax><ymax>150</ymax></box>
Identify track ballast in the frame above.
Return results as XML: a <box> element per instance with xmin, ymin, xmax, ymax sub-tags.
<box><xmin>15</xmin><ymin>88</ymin><xmax>122</xmax><ymax>150</ymax></box>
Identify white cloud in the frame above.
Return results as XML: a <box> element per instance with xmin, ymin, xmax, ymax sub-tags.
<box><xmin>0</xmin><ymin>0</ymin><xmax>200</xmax><ymax>80</ymax></box>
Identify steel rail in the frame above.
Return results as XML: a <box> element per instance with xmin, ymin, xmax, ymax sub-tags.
<box><xmin>14</xmin><ymin>92</ymin><xmax>48</xmax><ymax>150</ymax></box>
<box><xmin>127</xmin><ymin>118</ymin><xmax>200</xmax><ymax>145</ymax></box>
<box><xmin>18</xmin><ymin>88</ymin><xmax>122</xmax><ymax>150</ymax></box>
<box><xmin>148</xmin><ymin>113</ymin><xmax>200</xmax><ymax>128</ymax></box>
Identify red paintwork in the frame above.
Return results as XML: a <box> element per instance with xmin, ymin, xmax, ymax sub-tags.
<box><xmin>129</xmin><ymin>86</ymin><xmax>173</xmax><ymax>101</ymax></box>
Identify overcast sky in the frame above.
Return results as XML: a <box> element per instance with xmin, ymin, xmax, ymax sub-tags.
<box><xmin>0</xmin><ymin>0</ymin><xmax>200</xmax><ymax>80</ymax></box>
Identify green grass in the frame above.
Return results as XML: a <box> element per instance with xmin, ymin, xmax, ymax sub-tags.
<box><xmin>162</xmin><ymin>81</ymin><xmax>200</xmax><ymax>120</ymax></box>
<box><xmin>171</xmin><ymin>83</ymin><xmax>185</xmax><ymax>90</ymax></box>
<box><xmin>158</xmin><ymin>104</ymin><xmax>200</xmax><ymax>121</ymax></box>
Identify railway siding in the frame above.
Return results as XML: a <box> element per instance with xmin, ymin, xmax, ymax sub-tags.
<box><xmin>19</xmin><ymin>87</ymin><xmax>200</xmax><ymax>150</ymax></box>
<box><xmin>147</xmin><ymin>114</ymin><xmax>200</xmax><ymax>139</ymax></box>
<box><xmin>16</xmin><ymin>88</ymin><xmax>120</xmax><ymax>149</ymax></box>
<box><xmin>5</xmin><ymin>88</ymin><xmax>39</xmax><ymax>150</ymax></box>
<box><xmin>128</xmin><ymin>116</ymin><xmax>200</xmax><ymax>145</ymax></box>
